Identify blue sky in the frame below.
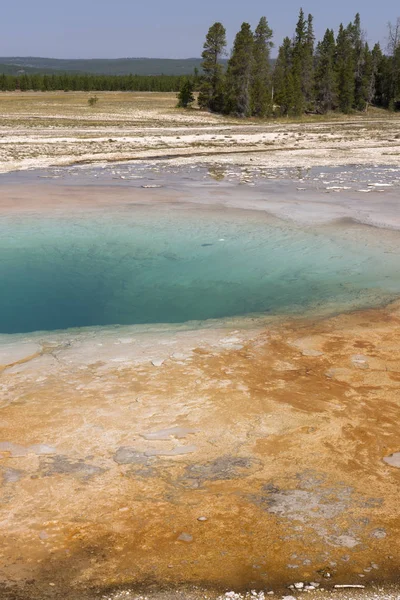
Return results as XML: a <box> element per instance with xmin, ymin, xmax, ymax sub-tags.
<box><xmin>0</xmin><ymin>0</ymin><xmax>397</xmax><ymax>58</ymax></box>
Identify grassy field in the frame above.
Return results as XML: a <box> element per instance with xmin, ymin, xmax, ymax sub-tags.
<box><xmin>0</xmin><ymin>91</ymin><xmax>189</xmax><ymax>128</ymax></box>
<box><xmin>1</xmin><ymin>90</ymin><xmax>399</xmax><ymax>127</ymax></box>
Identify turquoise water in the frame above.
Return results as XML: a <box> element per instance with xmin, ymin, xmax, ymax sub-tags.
<box><xmin>1</xmin><ymin>206</ymin><xmax>400</xmax><ymax>334</ymax></box>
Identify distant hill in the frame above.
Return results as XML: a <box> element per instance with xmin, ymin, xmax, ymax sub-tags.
<box><xmin>0</xmin><ymin>57</ymin><xmax>211</xmax><ymax>76</ymax></box>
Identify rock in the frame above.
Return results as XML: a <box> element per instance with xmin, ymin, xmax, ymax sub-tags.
<box><xmin>351</xmin><ymin>354</ymin><xmax>369</xmax><ymax>369</ymax></box>
<box><xmin>197</xmin><ymin>516</ymin><xmax>208</xmax><ymax>522</ymax></box>
<box><xmin>371</xmin><ymin>528</ymin><xmax>386</xmax><ymax>539</ymax></box>
<box><xmin>334</xmin><ymin>585</ymin><xmax>365</xmax><ymax>589</ymax></box>
<box><xmin>151</xmin><ymin>359</ymin><xmax>164</xmax><ymax>367</ymax></box>
<box><xmin>294</xmin><ymin>583</ymin><xmax>304</xmax><ymax>590</ymax></box>
<box><xmin>177</xmin><ymin>532</ymin><xmax>193</xmax><ymax>543</ymax></box>
<box><xmin>383</xmin><ymin>452</ymin><xmax>400</xmax><ymax>468</ymax></box>
<box><xmin>282</xmin><ymin>596</ymin><xmax>296</xmax><ymax>600</ymax></box>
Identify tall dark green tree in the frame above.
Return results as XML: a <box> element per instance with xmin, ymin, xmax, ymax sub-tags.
<box><xmin>291</xmin><ymin>9</ymin><xmax>315</xmax><ymax>114</ymax></box>
<box><xmin>335</xmin><ymin>23</ymin><xmax>355</xmax><ymax>113</ymax></box>
<box><xmin>251</xmin><ymin>16</ymin><xmax>274</xmax><ymax>117</ymax></box>
<box><xmin>225</xmin><ymin>22</ymin><xmax>254</xmax><ymax>116</ymax></box>
<box><xmin>291</xmin><ymin>8</ymin><xmax>307</xmax><ymax>114</ymax></box>
<box><xmin>198</xmin><ymin>22</ymin><xmax>227</xmax><ymax>112</ymax></box>
<box><xmin>371</xmin><ymin>44</ymin><xmax>386</xmax><ymax>107</ymax></box>
<box><xmin>350</xmin><ymin>13</ymin><xmax>365</xmax><ymax>110</ymax></box>
<box><xmin>357</xmin><ymin>43</ymin><xmax>375</xmax><ymax>111</ymax></box>
<box><xmin>177</xmin><ymin>78</ymin><xmax>195</xmax><ymax>108</ymax></box>
<box><xmin>386</xmin><ymin>18</ymin><xmax>400</xmax><ymax>109</ymax></box>
<box><xmin>273</xmin><ymin>37</ymin><xmax>295</xmax><ymax>115</ymax></box>
<box><xmin>304</xmin><ymin>13</ymin><xmax>316</xmax><ymax>107</ymax></box>
<box><xmin>314</xmin><ymin>29</ymin><xmax>337</xmax><ymax>113</ymax></box>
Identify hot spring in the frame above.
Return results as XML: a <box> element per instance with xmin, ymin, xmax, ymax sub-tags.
<box><xmin>1</xmin><ymin>202</ymin><xmax>400</xmax><ymax>335</ymax></box>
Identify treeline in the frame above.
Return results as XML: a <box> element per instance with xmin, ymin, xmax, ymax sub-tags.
<box><xmin>0</xmin><ymin>72</ymin><xmax>185</xmax><ymax>92</ymax></box>
<box><xmin>196</xmin><ymin>12</ymin><xmax>400</xmax><ymax>116</ymax></box>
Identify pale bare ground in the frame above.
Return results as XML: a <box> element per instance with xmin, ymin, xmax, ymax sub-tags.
<box><xmin>1</xmin><ymin>91</ymin><xmax>400</xmax><ymax>173</ymax></box>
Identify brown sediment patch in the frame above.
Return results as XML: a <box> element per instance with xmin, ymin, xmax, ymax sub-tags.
<box><xmin>0</xmin><ymin>302</ymin><xmax>400</xmax><ymax>598</ymax></box>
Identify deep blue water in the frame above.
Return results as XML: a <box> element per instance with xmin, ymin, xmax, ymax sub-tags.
<box><xmin>1</xmin><ymin>206</ymin><xmax>399</xmax><ymax>334</ymax></box>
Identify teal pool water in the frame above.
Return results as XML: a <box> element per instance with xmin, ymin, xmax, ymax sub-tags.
<box><xmin>1</xmin><ymin>206</ymin><xmax>399</xmax><ymax>334</ymax></box>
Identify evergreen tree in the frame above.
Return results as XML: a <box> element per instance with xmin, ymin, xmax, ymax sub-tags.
<box><xmin>198</xmin><ymin>22</ymin><xmax>227</xmax><ymax>112</ymax></box>
<box><xmin>314</xmin><ymin>29</ymin><xmax>337</xmax><ymax>113</ymax></box>
<box><xmin>350</xmin><ymin>13</ymin><xmax>364</xmax><ymax>110</ymax></box>
<box><xmin>304</xmin><ymin>13</ymin><xmax>316</xmax><ymax>108</ymax></box>
<box><xmin>251</xmin><ymin>16</ymin><xmax>274</xmax><ymax>117</ymax></box>
<box><xmin>193</xmin><ymin>67</ymin><xmax>200</xmax><ymax>90</ymax></box>
<box><xmin>273</xmin><ymin>37</ymin><xmax>295</xmax><ymax>115</ymax></box>
<box><xmin>291</xmin><ymin>8</ymin><xmax>307</xmax><ymax>114</ymax></box>
<box><xmin>335</xmin><ymin>23</ymin><xmax>355</xmax><ymax>113</ymax></box>
<box><xmin>371</xmin><ymin>44</ymin><xmax>386</xmax><ymax>107</ymax></box>
<box><xmin>357</xmin><ymin>43</ymin><xmax>374</xmax><ymax>111</ymax></box>
<box><xmin>291</xmin><ymin>9</ymin><xmax>315</xmax><ymax>114</ymax></box>
<box><xmin>386</xmin><ymin>19</ymin><xmax>400</xmax><ymax>109</ymax></box>
<box><xmin>225</xmin><ymin>23</ymin><xmax>254</xmax><ymax>116</ymax></box>
<box><xmin>177</xmin><ymin>79</ymin><xmax>195</xmax><ymax>108</ymax></box>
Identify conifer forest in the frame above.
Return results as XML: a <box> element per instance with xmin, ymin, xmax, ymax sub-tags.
<box><xmin>2</xmin><ymin>11</ymin><xmax>400</xmax><ymax>118</ymax></box>
<box><xmin>197</xmin><ymin>12</ymin><xmax>400</xmax><ymax>117</ymax></box>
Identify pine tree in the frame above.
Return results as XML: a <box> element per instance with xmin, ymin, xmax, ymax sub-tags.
<box><xmin>251</xmin><ymin>16</ymin><xmax>274</xmax><ymax>117</ymax></box>
<box><xmin>291</xmin><ymin>8</ymin><xmax>307</xmax><ymax>114</ymax></box>
<box><xmin>387</xmin><ymin>19</ymin><xmax>400</xmax><ymax>110</ymax></box>
<box><xmin>350</xmin><ymin>13</ymin><xmax>367</xmax><ymax>111</ymax></box>
<box><xmin>225</xmin><ymin>23</ymin><xmax>254</xmax><ymax>116</ymax></box>
<box><xmin>371</xmin><ymin>44</ymin><xmax>385</xmax><ymax>107</ymax></box>
<box><xmin>304</xmin><ymin>13</ymin><xmax>316</xmax><ymax>108</ymax></box>
<box><xmin>177</xmin><ymin>79</ymin><xmax>195</xmax><ymax>108</ymax></box>
<box><xmin>335</xmin><ymin>23</ymin><xmax>355</xmax><ymax>113</ymax></box>
<box><xmin>357</xmin><ymin>43</ymin><xmax>374</xmax><ymax>111</ymax></box>
<box><xmin>314</xmin><ymin>29</ymin><xmax>337</xmax><ymax>113</ymax></box>
<box><xmin>198</xmin><ymin>22</ymin><xmax>227</xmax><ymax>112</ymax></box>
<box><xmin>273</xmin><ymin>37</ymin><xmax>295</xmax><ymax>115</ymax></box>
<box><xmin>291</xmin><ymin>9</ymin><xmax>315</xmax><ymax>114</ymax></box>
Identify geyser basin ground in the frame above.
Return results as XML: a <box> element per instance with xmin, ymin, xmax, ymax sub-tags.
<box><xmin>1</xmin><ymin>166</ymin><xmax>400</xmax><ymax>600</ymax></box>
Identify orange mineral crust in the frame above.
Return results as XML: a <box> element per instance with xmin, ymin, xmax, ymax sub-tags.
<box><xmin>1</xmin><ymin>302</ymin><xmax>400</xmax><ymax>598</ymax></box>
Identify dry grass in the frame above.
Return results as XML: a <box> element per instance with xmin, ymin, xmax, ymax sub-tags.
<box><xmin>0</xmin><ymin>91</ymin><xmax>400</xmax><ymax>172</ymax></box>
